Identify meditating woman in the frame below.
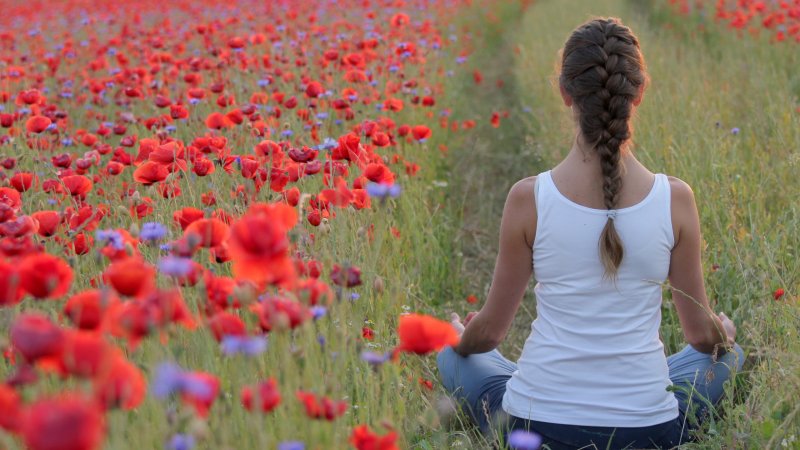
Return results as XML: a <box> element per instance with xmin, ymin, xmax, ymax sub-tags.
<box><xmin>436</xmin><ymin>17</ymin><xmax>745</xmax><ymax>450</ymax></box>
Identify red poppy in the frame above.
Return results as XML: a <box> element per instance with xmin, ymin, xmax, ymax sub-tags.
<box><xmin>0</xmin><ymin>260</ymin><xmax>24</xmax><ymax>306</ymax></box>
<box><xmin>181</xmin><ymin>372</ymin><xmax>219</xmax><ymax>417</ymax></box>
<box><xmin>207</xmin><ymin>312</ymin><xmax>247</xmax><ymax>342</ymax></box>
<box><xmin>363</xmin><ymin>163</ymin><xmax>396</xmax><ymax>185</ymax></box>
<box><xmin>241</xmin><ymin>378</ymin><xmax>281</xmax><ymax>413</ymax></box>
<box><xmin>0</xmin><ymin>383</ymin><xmax>21</xmax><ymax>432</ymax></box>
<box><xmin>228</xmin><ymin>204</ymin><xmax>297</xmax><ymax>286</ymax></box>
<box><xmin>19</xmin><ymin>252</ymin><xmax>73</xmax><ymax>299</ymax></box>
<box><xmin>10</xmin><ymin>313</ymin><xmax>65</xmax><ymax>363</ymax></box>
<box><xmin>0</xmin><ymin>187</ymin><xmax>22</xmax><ymax>213</ymax></box>
<box><xmin>132</xmin><ymin>161</ymin><xmax>169</xmax><ymax>185</ymax></box>
<box><xmin>330</xmin><ymin>264</ymin><xmax>362</xmax><ymax>288</ymax></box>
<box><xmin>396</xmin><ymin>313</ymin><xmax>460</xmax><ymax>355</ymax></box>
<box><xmin>295</xmin><ymin>390</ymin><xmax>347</xmax><ymax>421</ymax></box>
<box><xmin>0</xmin><ymin>215</ymin><xmax>38</xmax><ymax>238</ymax></box>
<box><xmin>295</xmin><ymin>278</ymin><xmax>334</xmax><ymax>306</ymax></box>
<box><xmin>10</xmin><ymin>172</ymin><xmax>37</xmax><ymax>192</ymax></box>
<box><xmin>93</xmin><ymin>354</ymin><xmax>146</xmax><ymax>410</ymax></box>
<box><xmin>205</xmin><ymin>112</ymin><xmax>232</xmax><ymax>130</ymax></box>
<box><xmin>52</xmin><ymin>330</ymin><xmax>116</xmax><ymax>378</ymax></box>
<box><xmin>411</xmin><ymin>125</ymin><xmax>432</xmax><ymax>141</ymax></box>
<box><xmin>20</xmin><ymin>393</ymin><xmax>105</xmax><ymax>450</ymax></box>
<box><xmin>184</xmin><ymin>218</ymin><xmax>229</xmax><ymax>248</ymax></box>
<box><xmin>349</xmin><ymin>424</ymin><xmax>399</xmax><ymax>450</ymax></box>
<box><xmin>31</xmin><ymin>210</ymin><xmax>61</xmax><ymax>237</ymax></box>
<box><xmin>203</xmin><ymin>273</ymin><xmax>240</xmax><ymax>314</ymax></box>
<box><xmin>774</xmin><ymin>288</ymin><xmax>785</xmax><ymax>300</ymax></box>
<box><xmin>25</xmin><ymin>115</ymin><xmax>52</xmax><ymax>134</ymax></box>
<box><xmin>251</xmin><ymin>296</ymin><xmax>311</xmax><ymax>332</ymax></box>
<box><xmin>63</xmin><ymin>289</ymin><xmax>118</xmax><ymax>330</ymax></box>
<box><xmin>102</xmin><ymin>257</ymin><xmax>156</xmax><ymax>297</ymax></box>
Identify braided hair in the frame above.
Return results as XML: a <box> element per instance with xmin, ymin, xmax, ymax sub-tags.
<box><xmin>559</xmin><ymin>17</ymin><xmax>649</xmax><ymax>279</ymax></box>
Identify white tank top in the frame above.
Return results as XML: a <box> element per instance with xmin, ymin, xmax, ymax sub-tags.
<box><xmin>501</xmin><ymin>170</ymin><xmax>680</xmax><ymax>427</ymax></box>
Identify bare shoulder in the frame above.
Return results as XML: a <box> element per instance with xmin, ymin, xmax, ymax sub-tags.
<box><xmin>507</xmin><ymin>176</ymin><xmax>538</xmax><ymax>208</ymax></box>
<box><xmin>667</xmin><ymin>175</ymin><xmax>697</xmax><ymax>209</ymax></box>
<box><xmin>506</xmin><ymin>176</ymin><xmax>538</xmax><ymax>247</ymax></box>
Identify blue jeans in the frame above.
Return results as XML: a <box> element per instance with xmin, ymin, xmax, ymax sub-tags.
<box><xmin>436</xmin><ymin>343</ymin><xmax>745</xmax><ymax>449</ymax></box>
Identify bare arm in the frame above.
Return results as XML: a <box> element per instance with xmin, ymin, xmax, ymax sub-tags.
<box><xmin>453</xmin><ymin>178</ymin><xmax>535</xmax><ymax>356</ymax></box>
<box><xmin>667</xmin><ymin>177</ymin><xmax>732</xmax><ymax>355</ymax></box>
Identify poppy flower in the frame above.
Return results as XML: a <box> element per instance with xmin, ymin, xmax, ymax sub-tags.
<box><xmin>180</xmin><ymin>372</ymin><xmax>219</xmax><ymax>417</ymax></box>
<box><xmin>102</xmin><ymin>257</ymin><xmax>155</xmax><ymax>297</ymax></box>
<box><xmin>93</xmin><ymin>354</ymin><xmax>146</xmax><ymax>410</ymax></box>
<box><xmin>295</xmin><ymin>278</ymin><xmax>334</xmax><ymax>306</ymax></box>
<box><xmin>0</xmin><ymin>187</ymin><xmax>22</xmax><ymax>213</ymax></box>
<box><xmin>203</xmin><ymin>273</ymin><xmax>239</xmax><ymax>314</ymax></box>
<box><xmin>31</xmin><ymin>210</ymin><xmax>61</xmax><ymax>237</ymax></box>
<box><xmin>64</xmin><ymin>289</ymin><xmax>118</xmax><ymax>330</ymax></box>
<box><xmin>133</xmin><ymin>161</ymin><xmax>169</xmax><ymax>185</ymax></box>
<box><xmin>52</xmin><ymin>330</ymin><xmax>116</xmax><ymax>378</ymax></box>
<box><xmin>228</xmin><ymin>205</ymin><xmax>297</xmax><ymax>286</ymax></box>
<box><xmin>0</xmin><ymin>260</ymin><xmax>24</xmax><ymax>306</ymax></box>
<box><xmin>20</xmin><ymin>393</ymin><xmax>105</xmax><ymax>450</ymax></box>
<box><xmin>396</xmin><ymin>313</ymin><xmax>460</xmax><ymax>355</ymax></box>
<box><xmin>184</xmin><ymin>218</ymin><xmax>229</xmax><ymax>248</ymax></box>
<box><xmin>10</xmin><ymin>172</ymin><xmax>37</xmax><ymax>192</ymax></box>
<box><xmin>251</xmin><ymin>296</ymin><xmax>311</xmax><ymax>333</ymax></box>
<box><xmin>330</xmin><ymin>264</ymin><xmax>362</xmax><ymax>288</ymax></box>
<box><xmin>773</xmin><ymin>288</ymin><xmax>785</xmax><ymax>300</ymax></box>
<box><xmin>349</xmin><ymin>424</ymin><xmax>399</xmax><ymax>450</ymax></box>
<box><xmin>0</xmin><ymin>384</ymin><xmax>21</xmax><ymax>432</ymax></box>
<box><xmin>241</xmin><ymin>378</ymin><xmax>281</xmax><ymax>413</ymax></box>
<box><xmin>0</xmin><ymin>215</ymin><xmax>38</xmax><ymax>238</ymax></box>
<box><xmin>18</xmin><ymin>252</ymin><xmax>73</xmax><ymax>299</ymax></box>
<box><xmin>10</xmin><ymin>313</ymin><xmax>65</xmax><ymax>363</ymax></box>
<box><xmin>25</xmin><ymin>115</ymin><xmax>52</xmax><ymax>134</ymax></box>
<box><xmin>411</xmin><ymin>125</ymin><xmax>432</xmax><ymax>141</ymax></box>
<box><xmin>205</xmin><ymin>112</ymin><xmax>232</xmax><ymax>130</ymax></box>
<box><xmin>295</xmin><ymin>390</ymin><xmax>347</xmax><ymax>421</ymax></box>
<box><xmin>207</xmin><ymin>312</ymin><xmax>247</xmax><ymax>342</ymax></box>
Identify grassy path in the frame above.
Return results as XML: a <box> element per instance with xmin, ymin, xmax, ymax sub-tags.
<box><xmin>432</xmin><ymin>0</ymin><xmax>800</xmax><ymax>447</ymax></box>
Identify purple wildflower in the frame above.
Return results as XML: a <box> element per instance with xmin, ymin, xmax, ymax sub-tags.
<box><xmin>158</xmin><ymin>256</ymin><xmax>193</xmax><ymax>277</ymax></box>
<box><xmin>277</xmin><ymin>442</ymin><xmax>305</xmax><ymax>450</ymax></box>
<box><xmin>310</xmin><ymin>306</ymin><xmax>327</xmax><ymax>320</ymax></box>
<box><xmin>360</xmin><ymin>350</ymin><xmax>391</xmax><ymax>368</ymax></box>
<box><xmin>220</xmin><ymin>335</ymin><xmax>268</xmax><ymax>356</ymax></box>
<box><xmin>507</xmin><ymin>430</ymin><xmax>542</xmax><ymax>450</ymax></box>
<box><xmin>365</xmin><ymin>182</ymin><xmax>402</xmax><ymax>200</ymax></box>
<box><xmin>167</xmin><ymin>434</ymin><xmax>195</xmax><ymax>450</ymax></box>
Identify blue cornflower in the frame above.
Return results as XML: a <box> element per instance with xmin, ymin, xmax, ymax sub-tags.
<box><xmin>167</xmin><ymin>434</ymin><xmax>195</xmax><ymax>450</ymax></box>
<box><xmin>95</xmin><ymin>229</ymin><xmax>125</xmax><ymax>250</ymax></box>
<box><xmin>158</xmin><ymin>256</ymin><xmax>193</xmax><ymax>277</ymax></box>
<box><xmin>311</xmin><ymin>306</ymin><xmax>327</xmax><ymax>320</ymax></box>
<box><xmin>220</xmin><ymin>335</ymin><xmax>268</xmax><ymax>356</ymax></box>
<box><xmin>507</xmin><ymin>430</ymin><xmax>542</xmax><ymax>450</ymax></box>
<box><xmin>365</xmin><ymin>182</ymin><xmax>401</xmax><ymax>200</ymax></box>
<box><xmin>140</xmin><ymin>222</ymin><xmax>167</xmax><ymax>242</ymax></box>
<box><xmin>277</xmin><ymin>442</ymin><xmax>304</xmax><ymax>450</ymax></box>
<box><xmin>360</xmin><ymin>350</ymin><xmax>391</xmax><ymax>368</ymax></box>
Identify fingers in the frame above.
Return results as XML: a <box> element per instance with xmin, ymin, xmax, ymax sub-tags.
<box><xmin>450</xmin><ymin>312</ymin><xmax>461</xmax><ymax>323</ymax></box>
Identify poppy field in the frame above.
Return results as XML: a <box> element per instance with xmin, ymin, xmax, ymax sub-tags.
<box><xmin>0</xmin><ymin>0</ymin><xmax>798</xmax><ymax>449</ymax></box>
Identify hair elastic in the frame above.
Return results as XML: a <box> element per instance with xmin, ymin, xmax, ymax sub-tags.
<box><xmin>607</xmin><ymin>210</ymin><xmax>618</xmax><ymax>221</ymax></box>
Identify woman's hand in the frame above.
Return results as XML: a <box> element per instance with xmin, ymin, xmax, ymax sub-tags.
<box><xmin>717</xmin><ymin>312</ymin><xmax>736</xmax><ymax>346</ymax></box>
<box><xmin>449</xmin><ymin>311</ymin><xmax>479</xmax><ymax>337</ymax></box>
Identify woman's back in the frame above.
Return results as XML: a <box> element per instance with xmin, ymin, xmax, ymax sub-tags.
<box><xmin>501</xmin><ymin>168</ymin><xmax>680</xmax><ymax>427</ymax></box>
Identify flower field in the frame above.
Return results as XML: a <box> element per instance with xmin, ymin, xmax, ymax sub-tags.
<box><xmin>0</xmin><ymin>0</ymin><xmax>798</xmax><ymax>449</ymax></box>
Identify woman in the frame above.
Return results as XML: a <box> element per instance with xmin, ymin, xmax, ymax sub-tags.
<box><xmin>436</xmin><ymin>17</ymin><xmax>745</xmax><ymax>450</ymax></box>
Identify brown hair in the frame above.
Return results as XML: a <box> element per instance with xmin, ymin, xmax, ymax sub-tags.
<box><xmin>558</xmin><ymin>17</ymin><xmax>649</xmax><ymax>279</ymax></box>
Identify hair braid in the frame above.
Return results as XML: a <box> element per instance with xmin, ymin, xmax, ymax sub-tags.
<box><xmin>559</xmin><ymin>18</ymin><xmax>648</xmax><ymax>279</ymax></box>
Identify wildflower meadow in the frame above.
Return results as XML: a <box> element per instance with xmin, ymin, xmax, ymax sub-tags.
<box><xmin>0</xmin><ymin>0</ymin><xmax>797</xmax><ymax>449</ymax></box>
